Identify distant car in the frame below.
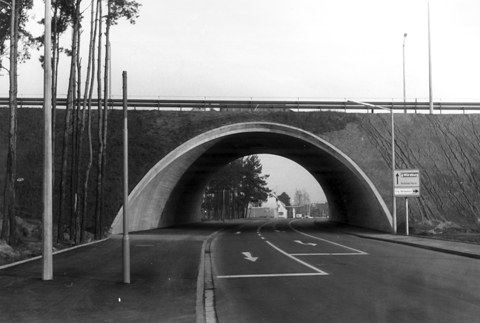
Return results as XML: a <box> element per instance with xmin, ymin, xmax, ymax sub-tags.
<box><xmin>305</xmin><ymin>215</ymin><xmax>312</xmax><ymax>218</ymax></box>
<box><xmin>295</xmin><ymin>214</ymin><xmax>302</xmax><ymax>218</ymax></box>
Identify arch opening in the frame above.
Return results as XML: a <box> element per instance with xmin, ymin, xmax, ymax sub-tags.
<box><xmin>257</xmin><ymin>154</ymin><xmax>326</xmax><ymax>204</ymax></box>
<box><xmin>111</xmin><ymin>122</ymin><xmax>392</xmax><ymax>234</ymax></box>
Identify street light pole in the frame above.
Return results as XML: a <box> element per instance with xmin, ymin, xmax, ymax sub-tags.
<box><xmin>428</xmin><ymin>2</ymin><xmax>433</xmax><ymax>114</ymax></box>
<box><xmin>42</xmin><ymin>0</ymin><xmax>53</xmax><ymax>281</ymax></box>
<box><xmin>403</xmin><ymin>33</ymin><xmax>407</xmax><ymax>113</ymax></box>
<box><xmin>122</xmin><ymin>71</ymin><xmax>130</xmax><ymax>284</ymax></box>
<box><xmin>349</xmin><ymin>100</ymin><xmax>397</xmax><ymax>234</ymax></box>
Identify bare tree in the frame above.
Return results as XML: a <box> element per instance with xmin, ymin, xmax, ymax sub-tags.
<box><xmin>294</xmin><ymin>188</ymin><xmax>310</xmax><ymax>206</ymax></box>
<box><xmin>79</xmin><ymin>0</ymin><xmax>98</xmax><ymax>243</ymax></box>
<box><xmin>2</xmin><ymin>0</ymin><xmax>17</xmax><ymax>244</ymax></box>
<box><xmin>1</xmin><ymin>0</ymin><xmax>33</xmax><ymax>245</ymax></box>
<box><xmin>57</xmin><ymin>0</ymin><xmax>81</xmax><ymax>243</ymax></box>
<box><xmin>94</xmin><ymin>0</ymin><xmax>140</xmax><ymax>239</ymax></box>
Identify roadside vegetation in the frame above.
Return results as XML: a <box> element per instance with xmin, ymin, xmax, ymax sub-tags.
<box><xmin>0</xmin><ymin>0</ymin><xmax>140</xmax><ymax>264</ymax></box>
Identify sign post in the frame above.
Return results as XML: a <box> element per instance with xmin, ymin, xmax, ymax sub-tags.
<box><xmin>394</xmin><ymin>169</ymin><xmax>420</xmax><ymax>235</ymax></box>
<box><xmin>122</xmin><ymin>71</ymin><xmax>130</xmax><ymax>284</ymax></box>
<box><xmin>406</xmin><ymin>197</ymin><xmax>409</xmax><ymax>236</ymax></box>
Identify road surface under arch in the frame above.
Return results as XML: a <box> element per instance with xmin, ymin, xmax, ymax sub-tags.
<box><xmin>111</xmin><ymin>122</ymin><xmax>392</xmax><ymax>234</ymax></box>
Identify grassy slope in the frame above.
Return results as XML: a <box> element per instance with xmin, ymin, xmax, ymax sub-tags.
<box><xmin>325</xmin><ymin>113</ymin><xmax>480</xmax><ymax>231</ymax></box>
<box><xmin>1</xmin><ymin>109</ymin><xmax>479</xmax><ymax>243</ymax></box>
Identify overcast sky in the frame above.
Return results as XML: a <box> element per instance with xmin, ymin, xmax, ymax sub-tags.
<box><xmin>2</xmin><ymin>0</ymin><xmax>479</xmax><ymax>204</ymax></box>
<box><xmin>258</xmin><ymin>154</ymin><xmax>326</xmax><ymax>204</ymax></box>
<box><xmin>1</xmin><ymin>0</ymin><xmax>479</xmax><ymax>101</ymax></box>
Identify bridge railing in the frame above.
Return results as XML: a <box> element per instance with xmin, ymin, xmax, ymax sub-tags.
<box><xmin>1</xmin><ymin>97</ymin><xmax>479</xmax><ymax>113</ymax></box>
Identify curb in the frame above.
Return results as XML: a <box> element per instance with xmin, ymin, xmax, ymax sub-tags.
<box><xmin>348</xmin><ymin>233</ymin><xmax>480</xmax><ymax>260</ymax></box>
<box><xmin>313</xmin><ymin>219</ymin><xmax>480</xmax><ymax>260</ymax></box>
<box><xmin>196</xmin><ymin>235</ymin><xmax>208</xmax><ymax>323</ymax></box>
<box><xmin>196</xmin><ymin>228</ymin><xmax>225</xmax><ymax>323</ymax></box>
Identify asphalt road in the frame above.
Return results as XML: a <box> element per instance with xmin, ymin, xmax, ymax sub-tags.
<box><xmin>211</xmin><ymin>219</ymin><xmax>480</xmax><ymax>323</ymax></box>
<box><xmin>0</xmin><ymin>222</ymin><xmax>230</xmax><ymax>323</ymax></box>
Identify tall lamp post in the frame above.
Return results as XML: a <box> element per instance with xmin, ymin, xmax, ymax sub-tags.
<box><xmin>349</xmin><ymin>100</ymin><xmax>397</xmax><ymax>234</ymax></box>
<box><xmin>403</xmin><ymin>33</ymin><xmax>407</xmax><ymax>113</ymax></box>
<box><xmin>122</xmin><ymin>71</ymin><xmax>130</xmax><ymax>284</ymax></box>
<box><xmin>428</xmin><ymin>2</ymin><xmax>433</xmax><ymax>114</ymax></box>
<box><xmin>43</xmin><ymin>0</ymin><xmax>53</xmax><ymax>280</ymax></box>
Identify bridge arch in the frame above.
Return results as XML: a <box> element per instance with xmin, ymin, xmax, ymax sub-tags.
<box><xmin>111</xmin><ymin>122</ymin><xmax>392</xmax><ymax>234</ymax></box>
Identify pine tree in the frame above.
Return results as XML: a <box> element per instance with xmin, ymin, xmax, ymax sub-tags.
<box><xmin>202</xmin><ymin>155</ymin><xmax>271</xmax><ymax>219</ymax></box>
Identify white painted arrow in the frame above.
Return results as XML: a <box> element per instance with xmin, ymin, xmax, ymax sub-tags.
<box><xmin>294</xmin><ymin>240</ymin><xmax>317</xmax><ymax>246</ymax></box>
<box><xmin>242</xmin><ymin>252</ymin><xmax>258</xmax><ymax>262</ymax></box>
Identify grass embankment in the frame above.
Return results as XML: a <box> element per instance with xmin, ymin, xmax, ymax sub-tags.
<box><xmin>1</xmin><ymin>109</ymin><xmax>479</xmax><ymax>265</ymax></box>
<box><xmin>325</xmin><ymin>113</ymin><xmax>480</xmax><ymax>238</ymax></box>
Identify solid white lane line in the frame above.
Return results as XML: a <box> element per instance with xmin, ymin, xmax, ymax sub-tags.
<box><xmin>217</xmin><ymin>273</ymin><xmax>327</xmax><ymax>279</ymax></box>
<box><xmin>266</xmin><ymin>241</ymin><xmax>328</xmax><ymax>275</ymax></box>
<box><xmin>289</xmin><ymin>220</ymin><xmax>368</xmax><ymax>255</ymax></box>
<box><xmin>291</xmin><ymin>253</ymin><xmax>367</xmax><ymax>256</ymax></box>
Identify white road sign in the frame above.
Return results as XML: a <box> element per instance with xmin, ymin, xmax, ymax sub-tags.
<box><xmin>394</xmin><ymin>169</ymin><xmax>420</xmax><ymax>197</ymax></box>
<box><xmin>395</xmin><ymin>187</ymin><xmax>420</xmax><ymax>197</ymax></box>
<box><xmin>394</xmin><ymin>169</ymin><xmax>420</xmax><ymax>187</ymax></box>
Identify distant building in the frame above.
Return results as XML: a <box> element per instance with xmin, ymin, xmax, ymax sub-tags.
<box><xmin>247</xmin><ymin>207</ymin><xmax>276</xmax><ymax>218</ymax></box>
<box><xmin>247</xmin><ymin>193</ymin><xmax>288</xmax><ymax>218</ymax></box>
<box><xmin>311</xmin><ymin>203</ymin><xmax>329</xmax><ymax>218</ymax></box>
<box><xmin>276</xmin><ymin>198</ymin><xmax>288</xmax><ymax>218</ymax></box>
<box><xmin>285</xmin><ymin>203</ymin><xmax>329</xmax><ymax>218</ymax></box>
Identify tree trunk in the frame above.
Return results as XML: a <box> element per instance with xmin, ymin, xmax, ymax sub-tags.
<box><xmin>51</xmin><ymin>0</ymin><xmax>60</xmax><ymax>184</ymax></box>
<box><xmin>100</xmin><ymin>0</ymin><xmax>112</xmax><ymax>237</ymax></box>
<box><xmin>94</xmin><ymin>0</ymin><xmax>103</xmax><ymax>240</ymax></box>
<box><xmin>80</xmin><ymin>0</ymin><xmax>98</xmax><ymax>243</ymax></box>
<box><xmin>70</xmin><ymin>4</ymin><xmax>81</xmax><ymax>242</ymax></box>
<box><xmin>2</xmin><ymin>0</ymin><xmax>19</xmax><ymax>245</ymax></box>
<box><xmin>73</xmin><ymin>8</ymin><xmax>82</xmax><ymax>244</ymax></box>
<box><xmin>58</xmin><ymin>6</ymin><xmax>79</xmax><ymax>243</ymax></box>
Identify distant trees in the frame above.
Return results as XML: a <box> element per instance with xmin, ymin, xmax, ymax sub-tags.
<box><xmin>293</xmin><ymin>188</ymin><xmax>310</xmax><ymax>206</ymax></box>
<box><xmin>202</xmin><ymin>155</ymin><xmax>271</xmax><ymax>219</ymax></box>
<box><xmin>277</xmin><ymin>192</ymin><xmax>291</xmax><ymax>207</ymax></box>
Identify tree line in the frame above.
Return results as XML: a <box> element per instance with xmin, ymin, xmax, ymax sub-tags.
<box><xmin>202</xmin><ymin>155</ymin><xmax>271</xmax><ymax>220</ymax></box>
<box><xmin>0</xmin><ymin>0</ymin><xmax>140</xmax><ymax>246</ymax></box>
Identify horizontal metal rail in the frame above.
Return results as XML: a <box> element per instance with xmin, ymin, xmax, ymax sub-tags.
<box><xmin>1</xmin><ymin>97</ymin><xmax>480</xmax><ymax>113</ymax></box>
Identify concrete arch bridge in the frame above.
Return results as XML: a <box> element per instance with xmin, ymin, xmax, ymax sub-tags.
<box><xmin>110</xmin><ymin>110</ymin><xmax>480</xmax><ymax>234</ymax></box>
<box><xmin>111</xmin><ymin>121</ymin><xmax>392</xmax><ymax>234</ymax></box>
